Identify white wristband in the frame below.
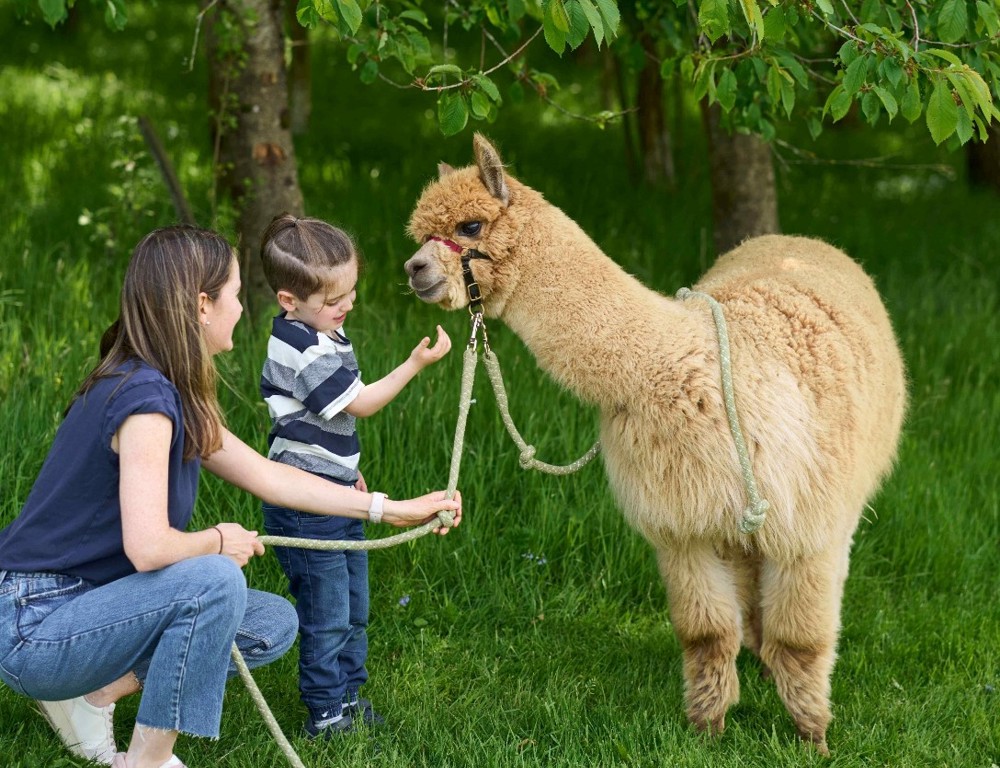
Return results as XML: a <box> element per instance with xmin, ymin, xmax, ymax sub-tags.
<box><xmin>368</xmin><ymin>492</ymin><xmax>386</xmax><ymax>524</ymax></box>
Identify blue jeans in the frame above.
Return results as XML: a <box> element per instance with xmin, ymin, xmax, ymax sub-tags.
<box><xmin>0</xmin><ymin>556</ymin><xmax>297</xmax><ymax>738</ymax></box>
<box><xmin>263</xmin><ymin>504</ymin><xmax>369</xmax><ymax>722</ymax></box>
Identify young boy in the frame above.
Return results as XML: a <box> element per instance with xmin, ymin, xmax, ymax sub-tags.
<box><xmin>258</xmin><ymin>213</ymin><xmax>452</xmax><ymax>737</ymax></box>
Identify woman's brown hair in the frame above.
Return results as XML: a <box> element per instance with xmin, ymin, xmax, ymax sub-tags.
<box><xmin>75</xmin><ymin>225</ymin><xmax>235</xmax><ymax>461</ymax></box>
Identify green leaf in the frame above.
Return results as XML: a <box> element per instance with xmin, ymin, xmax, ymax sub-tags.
<box><xmin>103</xmin><ymin>0</ymin><xmax>127</xmax><ymax>31</ymax></box>
<box><xmin>921</xmin><ymin>48</ymin><xmax>963</xmax><ymax>66</ymax></box>
<box><xmin>471</xmin><ymin>90</ymin><xmax>492</xmax><ymax>118</ymax></box>
<box><xmin>926</xmin><ymin>79</ymin><xmax>959</xmax><ymax>144</ymax></box>
<box><xmin>763</xmin><ymin>6</ymin><xmax>786</xmax><ymax>42</ymax></box>
<box><xmin>717</xmin><ymin>68</ymin><xmax>738</xmax><ymax>111</ymax></box>
<box><xmin>873</xmin><ymin>85</ymin><xmax>898</xmax><ymax>120</ymax></box>
<box><xmin>824</xmin><ymin>84</ymin><xmax>853</xmax><ymax>121</ymax></box>
<box><xmin>978</xmin><ymin>1</ymin><xmax>1000</xmax><ymax>36</ymax></box>
<box><xmin>738</xmin><ymin>0</ymin><xmax>766</xmax><ymax>41</ymax></box>
<box><xmin>548</xmin><ymin>0</ymin><xmax>571</xmax><ymax>32</ymax></box>
<box><xmin>426</xmin><ymin>64</ymin><xmax>464</xmax><ymax>81</ymax></box>
<box><xmin>937</xmin><ymin>0</ymin><xmax>969</xmax><ymax>44</ymax></box>
<box><xmin>577</xmin><ymin>0</ymin><xmax>605</xmax><ymax>47</ymax></box>
<box><xmin>859</xmin><ymin>0</ymin><xmax>883</xmax><ymax>24</ymax></box>
<box><xmin>839</xmin><ymin>40</ymin><xmax>860</xmax><ymax>66</ymax></box>
<box><xmin>39</xmin><ymin>0</ymin><xmax>68</xmax><ymax>27</ymax></box>
<box><xmin>955</xmin><ymin>105</ymin><xmax>974</xmax><ymax>144</ymax></box>
<box><xmin>699</xmin><ymin>0</ymin><xmax>730</xmax><ymax>43</ymax></box>
<box><xmin>593</xmin><ymin>0</ymin><xmax>621</xmax><ymax>40</ymax></box>
<box><xmin>880</xmin><ymin>56</ymin><xmax>905</xmax><ymax>89</ymax></box>
<box><xmin>543</xmin><ymin>1</ymin><xmax>569</xmax><ymax>53</ymax></box>
<box><xmin>335</xmin><ymin>0</ymin><xmax>363</xmax><ymax>35</ymax></box>
<box><xmin>399</xmin><ymin>9</ymin><xmax>430</xmax><ymax>27</ymax></box>
<box><xmin>296</xmin><ymin>0</ymin><xmax>321</xmax><ymax>29</ymax></box>
<box><xmin>900</xmin><ymin>78</ymin><xmax>922</xmax><ymax>122</ymax></box>
<box><xmin>807</xmin><ymin>115</ymin><xmax>823</xmax><ymax>139</ymax></box>
<box><xmin>438</xmin><ymin>92</ymin><xmax>469</xmax><ymax>136</ymax></box>
<box><xmin>359</xmin><ymin>59</ymin><xmax>379</xmax><ymax>84</ymax></box>
<box><xmin>843</xmin><ymin>56</ymin><xmax>868</xmax><ymax>95</ymax></box>
<box><xmin>815</xmin><ymin>0</ymin><xmax>834</xmax><ymax>14</ymax></box>
<box><xmin>861</xmin><ymin>91</ymin><xmax>881</xmax><ymax>125</ymax></box>
<box><xmin>473</xmin><ymin>74</ymin><xmax>502</xmax><ymax>103</ymax></box>
<box><xmin>565</xmin><ymin>0</ymin><xmax>592</xmax><ymax>49</ymax></box>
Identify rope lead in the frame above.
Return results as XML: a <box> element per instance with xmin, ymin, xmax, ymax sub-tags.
<box><xmin>676</xmin><ymin>288</ymin><xmax>769</xmax><ymax>534</ymax></box>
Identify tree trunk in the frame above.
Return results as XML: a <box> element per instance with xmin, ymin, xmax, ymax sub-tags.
<box><xmin>605</xmin><ymin>49</ymin><xmax>638</xmax><ymax>184</ymax></box>
<box><xmin>207</xmin><ymin>0</ymin><xmax>304</xmax><ymax>313</ymax></box>
<box><xmin>286</xmin><ymin>0</ymin><xmax>312</xmax><ymax>135</ymax></box>
<box><xmin>966</xmin><ymin>121</ymin><xmax>1000</xmax><ymax>192</ymax></box>
<box><xmin>701</xmin><ymin>102</ymin><xmax>780</xmax><ymax>255</ymax></box>
<box><xmin>635</xmin><ymin>32</ymin><xmax>674</xmax><ymax>187</ymax></box>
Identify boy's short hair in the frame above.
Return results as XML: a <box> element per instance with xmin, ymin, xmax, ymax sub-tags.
<box><xmin>260</xmin><ymin>214</ymin><xmax>361</xmax><ymax>299</ymax></box>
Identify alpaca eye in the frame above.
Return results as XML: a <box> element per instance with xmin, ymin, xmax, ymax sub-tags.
<box><xmin>458</xmin><ymin>221</ymin><xmax>482</xmax><ymax>237</ymax></box>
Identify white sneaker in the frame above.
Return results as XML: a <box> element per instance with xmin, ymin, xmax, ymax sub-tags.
<box><xmin>111</xmin><ymin>753</ymin><xmax>186</xmax><ymax>767</ymax></box>
<box><xmin>37</xmin><ymin>696</ymin><xmax>117</xmax><ymax>764</ymax></box>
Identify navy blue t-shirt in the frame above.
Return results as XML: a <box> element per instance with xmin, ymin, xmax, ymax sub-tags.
<box><xmin>0</xmin><ymin>361</ymin><xmax>201</xmax><ymax>585</ymax></box>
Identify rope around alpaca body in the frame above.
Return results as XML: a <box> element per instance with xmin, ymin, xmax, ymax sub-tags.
<box><xmin>482</xmin><ymin>350</ymin><xmax>601</xmax><ymax>474</ymax></box>
<box><xmin>676</xmin><ymin>288</ymin><xmax>769</xmax><ymax>534</ymax></box>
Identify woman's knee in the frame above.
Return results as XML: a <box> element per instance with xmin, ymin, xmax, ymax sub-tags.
<box><xmin>159</xmin><ymin>555</ymin><xmax>248</xmax><ymax>616</ymax></box>
<box><xmin>237</xmin><ymin>590</ymin><xmax>298</xmax><ymax>667</ymax></box>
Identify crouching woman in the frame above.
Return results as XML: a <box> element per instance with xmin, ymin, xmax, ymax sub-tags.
<box><xmin>0</xmin><ymin>226</ymin><xmax>461</xmax><ymax>768</ymax></box>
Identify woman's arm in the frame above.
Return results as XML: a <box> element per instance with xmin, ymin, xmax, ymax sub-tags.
<box><xmin>117</xmin><ymin>413</ymin><xmax>262</xmax><ymax>571</ymax></box>
<box><xmin>202</xmin><ymin>426</ymin><xmax>461</xmax><ymax>530</ymax></box>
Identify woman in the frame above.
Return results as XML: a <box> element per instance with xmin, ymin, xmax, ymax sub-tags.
<box><xmin>0</xmin><ymin>226</ymin><xmax>461</xmax><ymax>768</ymax></box>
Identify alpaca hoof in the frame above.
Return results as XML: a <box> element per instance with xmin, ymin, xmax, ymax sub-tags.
<box><xmin>692</xmin><ymin>713</ymin><xmax>726</xmax><ymax>737</ymax></box>
<box><xmin>798</xmin><ymin>729</ymin><xmax>830</xmax><ymax>757</ymax></box>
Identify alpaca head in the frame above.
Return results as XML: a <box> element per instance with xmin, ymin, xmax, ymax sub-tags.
<box><xmin>405</xmin><ymin>133</ymin><xmax>528</xmax><ymax>315</ymax></box>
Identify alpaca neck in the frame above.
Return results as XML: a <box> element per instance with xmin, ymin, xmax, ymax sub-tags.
<box><xmin>498</xmin><ymin>219</ymin><xmax>705</xmax><ymax>408</ymax></box>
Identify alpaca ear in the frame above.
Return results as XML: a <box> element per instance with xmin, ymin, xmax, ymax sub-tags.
<box><xmin>473</xmin><ymin>132</ymin><xmax>509</xmax><ymax>206</ymax></box>
<box><xmin>438</xmin><ymin>162</ymin><xmax>456</xmax><ymax>178</ymax></box>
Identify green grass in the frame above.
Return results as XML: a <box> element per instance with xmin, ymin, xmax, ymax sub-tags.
<box><xmin>1</xmin><ymin>8</ymin><xmax>999</xmax><ymax>768</ymax></box>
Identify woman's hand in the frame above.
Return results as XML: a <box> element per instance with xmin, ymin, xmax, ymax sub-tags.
<box><xmin>213</xmin><ymin>522</ymin><xmax>265</xmax><ymax>567</ymax></box>
<box><xmin>382</xmin><ymin>490</ymin><xmax>462</xmax><ymax>535</ymax></box>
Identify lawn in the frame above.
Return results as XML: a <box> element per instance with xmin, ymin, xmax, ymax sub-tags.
<box><xmin>0</xmin><ymin>7</ymin><xmax>997</xmax><ymax>768</ymax></box>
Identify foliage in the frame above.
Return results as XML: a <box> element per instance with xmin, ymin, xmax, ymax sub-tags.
<box><xmin>295</xmin><ymin>0</ymin><xmax>624</xmax><ymax>135</ymax></box>
<box><xmin>620</xmin><ymin>0</ymin><xmax>1000</xmax><ymax>147</ymax></box>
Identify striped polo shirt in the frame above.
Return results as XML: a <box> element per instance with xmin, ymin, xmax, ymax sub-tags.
<box><xmin>260</xmin><ymin>313</ymin><xmax>362</xmax><ymax>484</ymax></box>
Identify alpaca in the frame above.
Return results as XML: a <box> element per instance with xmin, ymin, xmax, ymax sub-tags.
<box><xmin>404</xmin><ymin>134</ymin><xmax>907</xmax><ymax>754</ymax></box>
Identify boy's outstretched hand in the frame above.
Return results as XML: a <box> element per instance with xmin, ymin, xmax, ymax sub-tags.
<box><xmin>410</xmin><ymin>325</ymin><xmax>451</xmax><ymax>368</ymax></box>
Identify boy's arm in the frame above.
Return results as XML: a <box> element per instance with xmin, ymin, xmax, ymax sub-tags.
<box><xmin>345</xmin><ymin>325</ymin><xmax>451</xmax><ymax>418</ymax></box>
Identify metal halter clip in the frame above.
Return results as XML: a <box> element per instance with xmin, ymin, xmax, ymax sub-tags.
<box><xmin>467</xmin><ymin>310</ymin><xmax>490</xmax><ymax>352</ymax></box>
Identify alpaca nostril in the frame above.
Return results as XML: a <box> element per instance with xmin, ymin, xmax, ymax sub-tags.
<box><xmin>405</xmin><ymin>258</ymin><xmax>426</xmax><ymax>278</ymax></box>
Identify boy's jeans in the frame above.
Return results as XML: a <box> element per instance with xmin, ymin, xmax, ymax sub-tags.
<box><xmin>0</xmin><ymin>555</ymin><xmax>297</xmax><ymax>737</ymax></box>
<box><xmin>263</xmin><ymin>504</ymin><xmax>369</xmax><ymax>723</ymax></box>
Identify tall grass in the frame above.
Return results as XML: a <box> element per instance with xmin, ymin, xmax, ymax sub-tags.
<box><xmin>1</xmin><ymin>8</ymin><xmax>998</xmax><ymax>768</ymax></box>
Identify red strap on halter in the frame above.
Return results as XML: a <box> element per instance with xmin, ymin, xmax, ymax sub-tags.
<box><xmin>427</xmin><ymin>235</ymin><xmax>464</xmax><ymax>254</ymax></box>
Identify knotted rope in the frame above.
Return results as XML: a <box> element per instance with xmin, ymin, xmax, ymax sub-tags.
<box><xmin>482</xmin><ymin>349</ymin><xmax>600</xmax><ymax>474</ymax></box>
<box><xmin>676</xmin><ymin>288</ymin><xmax>769</xmax><ymax>534</ymax></box>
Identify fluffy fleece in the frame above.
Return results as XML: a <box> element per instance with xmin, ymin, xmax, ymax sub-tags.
<box><xmin>404</xmin><ymin>134</ymin><xmax>907</xmax><ymax>754</ymax></box>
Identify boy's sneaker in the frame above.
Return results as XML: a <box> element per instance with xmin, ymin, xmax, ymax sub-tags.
<box><xmin>346</xmin><ymin>698</ymin><xmax>385</xmax><ymax>727</ymax></box>
<box><xmin>37</xmin><ymin>697</ymin><xmax>117</xmax><ymax>764</ymax></box>
<box><xmin>305</xmin><ymin>713</ymin><xmax>355</xmax><ymax>739</ymax></box>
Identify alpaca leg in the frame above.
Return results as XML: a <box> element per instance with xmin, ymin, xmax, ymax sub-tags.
<box><xmin>656</xmin><ymin>542</ymin><xmax>741</xmax><ymax>735</ymax></box>
<box><xmin>726</xmin><ymin>551</ymin><xmax>764</xmax><ymax>663</ymax></box>
<box><xmin>759</xmin><ymin>544</ymin><xmax>848</xmax><ymax>756</ymax></box>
